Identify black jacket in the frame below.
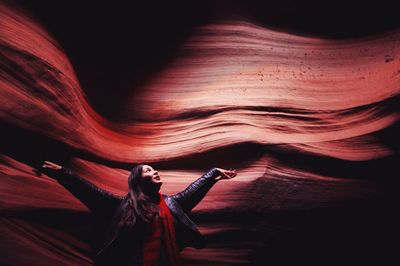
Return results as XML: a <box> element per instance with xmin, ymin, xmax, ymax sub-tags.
<box><xmin>54</xmin><ymin>167</ymin><xmax>220</xmax><ymax>265</ymax></box>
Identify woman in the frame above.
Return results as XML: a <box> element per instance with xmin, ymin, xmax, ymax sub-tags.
<box><xmin>41</xmin><ymin>161</ymin><xmax>237</xmax><ymax>266</ymax></box>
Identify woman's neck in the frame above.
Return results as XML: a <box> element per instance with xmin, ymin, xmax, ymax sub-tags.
<box><xmin>144</xmin><ymin>189</ymin><xmax>161</xmax><ymax>204</ymax></box>
<box><xmin>141</xmin><ymin>183</ymin><xmax>161</xmax><ymax>202</ymax></box>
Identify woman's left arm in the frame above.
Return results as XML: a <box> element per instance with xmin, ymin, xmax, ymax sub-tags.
<box><xmin>170</xmin><ymin>168</ymin><xmax>237</xmax><ymax>213</ymax></box>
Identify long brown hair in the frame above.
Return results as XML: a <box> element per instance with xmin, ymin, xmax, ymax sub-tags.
<box><xmin>117</xmin><ymin>164</ymin><xmax>160</xmax><ymax>229</ymax></box>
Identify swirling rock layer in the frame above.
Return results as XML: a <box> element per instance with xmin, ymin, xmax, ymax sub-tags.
<box><xmin>1</xmin><ymin>2</ymin><xmax>399</xmax><ymax>265</ymax></box>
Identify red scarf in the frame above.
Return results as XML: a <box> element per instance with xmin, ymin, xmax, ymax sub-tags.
<box><xmin>142</xmin><ymin>193</ymin><xmax>182</xmax><ymax>266</ymax></box>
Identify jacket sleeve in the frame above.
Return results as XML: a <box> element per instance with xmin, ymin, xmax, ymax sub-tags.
<box><xmin>170</xmin><ymin>168</ymin><xmax>220</xmax><ymax>213</ymax></box>
<box><xmin>53</xmin><ymin>167</ymin><xmax>123</xmax><ymax>217</ymax></box>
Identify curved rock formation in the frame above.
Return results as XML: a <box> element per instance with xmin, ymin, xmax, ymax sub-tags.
<box><xmin>1</xmin><ymin>2</ymin><xmax>399</xmax><ymax>265</ymax></box>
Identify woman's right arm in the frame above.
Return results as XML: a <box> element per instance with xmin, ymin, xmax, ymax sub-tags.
<box><xmin>41</xmin><ymin>161</ymin><xmax>123</xmax><ymax>218</ymax></box>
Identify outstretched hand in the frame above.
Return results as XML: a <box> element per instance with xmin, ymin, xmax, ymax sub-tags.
<box><xmin>42</xmin><ymin>160</ymin><xmax>63</xmax><ymax>171</ymax></box>
<box><xmin>36</xmin><ymin>160</ymin><xmax>63</xmax><ymax>179</ymax></box>
<box><xmin>215</xmin><ymin>168</ymin><xmax>237</xmax><ymax>181</ymax></box>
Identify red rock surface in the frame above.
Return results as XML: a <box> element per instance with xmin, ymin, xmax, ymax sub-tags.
<box><xmin>1</xmin><ymin>2</ymin><xmax>399</xmax><ymax>265</ymax></box>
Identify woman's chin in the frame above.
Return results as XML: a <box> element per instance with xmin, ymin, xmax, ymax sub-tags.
<box><xmin>153</xmin><ymin>180</ymin><xmax>163</xmax><ymax>186</ymax></box>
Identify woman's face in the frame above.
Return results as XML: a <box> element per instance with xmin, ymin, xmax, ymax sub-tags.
<box><xmin>141</xmin><ymin>165</ymin><xmax>163</xmax><ymax>186</ymax></box>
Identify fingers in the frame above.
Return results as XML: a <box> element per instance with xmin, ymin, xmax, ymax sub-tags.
<box><xmin>41</xmin><ymin>161</ymin><xmax>61</xmax><ymax>170</ymax></box>
<box><xmin>216</xmin><ymin>167</ymin><xmax>238</xmax><ymax>180</ymax></box>
<box><xmin>228</xmin><ymin>172</ymin><xmax>237</xmax><ymax>178</ymax></box>
<box><xmin>224</xmin><ymin>168</ymin><xmax>235</xmax><ymax>173</ymax></box>
<box><xmin>224</xmin><ymin>172</ymin><xmax>233</xmax><ymax>178</ymax></box>
<box><xmin>221</xmin><ymin>168</ymin><xmax>237</xmax><ymax>179</ymax></box>
<box><xmin>227</xmin><ymin>168</ymin><xmax>237</xmax><ymax>175</ymax></box>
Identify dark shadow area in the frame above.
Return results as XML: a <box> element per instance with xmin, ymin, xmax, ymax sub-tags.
<box><xmin>265</xmin><ymin>121</ymin><xmax>400</xmax><ymax>184</ymax></box>
<box><xmin>268</xmin><ymin>146</ymin><xmax>399</xmax><ymax>183</ymax></box>
<box><xmin>192</xmin><ymin>197</ymin><xmax>400</xmax><ymax>265</ymax></box>
<box><xmin>1</xmin><ymin>208</ymin><xmax>106</xmax><ymax>253</ymax></box>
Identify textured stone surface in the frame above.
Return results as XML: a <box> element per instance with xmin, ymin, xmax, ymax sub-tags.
<box><xmin>1</xmin><ymin>2</ymin><xmax>399</xmax><ymax>265</ymax></box>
